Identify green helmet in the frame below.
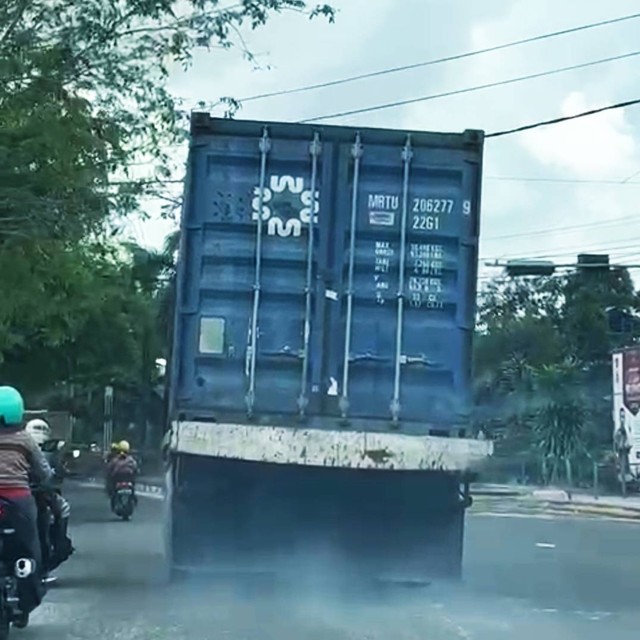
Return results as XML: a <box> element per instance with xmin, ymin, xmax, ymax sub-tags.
<box><xmin>0</xmin><ymin>386</ymin><xmax>25</xmax><ymax>427</ymax></box>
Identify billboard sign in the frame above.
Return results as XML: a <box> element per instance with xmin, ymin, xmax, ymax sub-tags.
<box><xmin>613</xmin><ymin>347</ymin><xmax>640</xmax><ymax>479</ymax></box>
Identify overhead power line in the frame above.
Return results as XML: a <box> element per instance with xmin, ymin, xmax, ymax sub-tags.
<box><xmin>300</xmin><ymin>49</ymin><xmax>640</xmax><ymax>122</ymax></box>
<box><xmin>239</xmin><ymin>11</ymin><xmax>640</xmax><ymax>102</ymax></box>
<box><xmin>483</xmin><ymin>214</ymin><xmax>640</xmax><ymax>241</ymax></box>
<box><xmin>487</xmin><ymin>97</ymin><xmax>640</xmax><ymax>137</ymax></box>
<box><xmin>482</xmin><ymin>240</ymin><xmax>640</xmax><ymax>262</ymax></box>
<box><xmin>485</xmin><ymin>175</ymin><xmax>640</xmax><ymax>185</ymax></box>
<box><xmin>621</xmin><ymin>168</ymin><xmax>640</xmax><ymax>183</ymax></box>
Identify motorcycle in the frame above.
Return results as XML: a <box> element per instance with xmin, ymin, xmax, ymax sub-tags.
<box><xmin>111</xmin><ymin>480</ymin><xmax>136</xmax><ymax>521</ymax></box>
<box><xmin>0</xmin><ymin>499</ymin><xmax>45</xmax><ymax>637</ymax></box>
<box><xmin>38</xmin><ymin>439</ymin><xmax>73</xmax><ymax>574</ymax></box>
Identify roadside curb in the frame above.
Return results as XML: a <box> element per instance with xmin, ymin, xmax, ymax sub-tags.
<box><xmin>472</xmin><ymin>489</ymin><xmax>524</xmax><ymax>497</ymax></box>
<box><xmin>471</xmin><ymin>488</ymin><xmax>640</xmax><ymax>520</ymax></box>
<box><xmin>471</xmin><ymin>484</ymin><xmax>529</xmax><ymax>497</ymax></box>
<box><xmin>544</xmin><ymin>500</ymin><xmax>640</xmax><ymax>520</ymax></box>
<box><xmin>136</xmin><ymin>482</ymin><xmax>165</xmax><ymax>497</ymax></box>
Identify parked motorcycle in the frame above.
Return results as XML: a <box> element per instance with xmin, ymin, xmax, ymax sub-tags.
<box><xmin>110</xmin><ymin>481</ymin><xmax>136</xmax><ymax>521</ymax></box>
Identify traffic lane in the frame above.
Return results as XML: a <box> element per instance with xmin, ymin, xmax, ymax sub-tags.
<box><xmin>28</xmin><ymin>483</ymin><xmax>165</xmax><ymax>639</ymax></box>
<box><xmin>466</xmin><ymin>512</ymin><xmax>640</xmax><ymax>613</ymax></box>
<box><xmin>25</xmin><ymin>484</ymin><xmax>640</xmax><ymax>640</ymax></box>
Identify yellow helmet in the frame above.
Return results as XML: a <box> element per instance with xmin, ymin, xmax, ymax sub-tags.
<box><xmin>117</xmin><ymin>440</ymin><xmax>131</xmax><ymax>454</ymax></box>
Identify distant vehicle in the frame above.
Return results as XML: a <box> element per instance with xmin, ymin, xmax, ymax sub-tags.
<box><xmin>164</xmin><ymin>114</ymin><xmax>493</xmax><ymax>582</ymax></box>
<box><xmin>110</xmin><ymin>481</ymin><xmax>136</xmax><ymax>521</ymax></box>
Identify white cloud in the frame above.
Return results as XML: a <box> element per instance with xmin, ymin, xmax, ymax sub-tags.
<box><xmin>134</xmin><ymin>0</ymin><xmax>640</xmax><ymax>265</ymax></box>
<box><xmin>520</xmin><ymin>92</ymin><xmax>637</xmax><ymax>179</ymax></box>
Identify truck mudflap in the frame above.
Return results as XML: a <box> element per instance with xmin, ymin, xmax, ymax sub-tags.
<box><xmin>166</xmin><ymin>454</ymin><xmax>471</xmax><ymax>582</ymax></box>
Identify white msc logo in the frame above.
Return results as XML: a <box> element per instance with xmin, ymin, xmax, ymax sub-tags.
<box><xmin>251</xmin><ymin>175</ymin><xmax>319</xmax><ymax>238</ymax></box>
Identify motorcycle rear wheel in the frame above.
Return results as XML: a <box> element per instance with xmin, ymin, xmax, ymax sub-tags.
<box><xmin>12</xmin><ymin>612</ymin><xmax>28</xmax><ymax>629</ymax></box>
<box><xmin>0</xmin><ymin>601</ymin><xmax>10</xmax><ymax>640</ymax></box>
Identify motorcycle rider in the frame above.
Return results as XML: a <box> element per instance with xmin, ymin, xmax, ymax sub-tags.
<box><xmin>106</xmin><ymin>440</ymin><xmax>138</xmax><ymax>500</ymax></box>
<box><xmin>0</xmin><ymin>387</ymin><xmax>52</xmax><ymax>618</ymax></box>
<box><xmin>25</xmin><ymin>419</ymin><xmax>74</xmax><ymax>573</ymax></box>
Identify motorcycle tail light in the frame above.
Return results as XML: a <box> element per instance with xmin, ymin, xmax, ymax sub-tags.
<box><xmin>15</xmin><ymin>558</ymin><xmax>35</xmax><ymax>579</ymax></box>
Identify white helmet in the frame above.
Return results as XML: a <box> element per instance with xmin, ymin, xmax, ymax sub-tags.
<box><xmin>25</xmin><ymin>418</ymin><xmax>52</xmax><ymax>445</ymax></box>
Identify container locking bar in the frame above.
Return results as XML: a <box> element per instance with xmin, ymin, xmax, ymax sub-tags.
<box><xmin>245</xmin><ymin>127</ymin><xmax>270</xmax><ymax>417</ymax></box>
<box><xmin>298</xmin><ymin>132</ymin><xmax>321</xmax><ymax>416</ymax></box>
<box><xmin>390</xmin><ymin>135</ymin><xmax>413</xmax><ymax>423</ymax></box>
<box><xmin>339</xmin><ymin>133</ymin><xmax>363</xmax><ymax>418</ymax></box>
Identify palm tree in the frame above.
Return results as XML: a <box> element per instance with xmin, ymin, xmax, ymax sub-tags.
<box><xmin>531</xmin><ymin>360</ymin><xmax>586</xmax><ymax>485</ymax></box>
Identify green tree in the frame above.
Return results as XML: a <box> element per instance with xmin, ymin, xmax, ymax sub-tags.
<box><xmin>1</xmin><ymin>1</ymin><xmax>334</xmax><ymax>178</ymax></box>
<box><xmin>531</xmin><ymin>361</ymin><xmax>587</xmax><ymax>485</ymax></box>
<box><xmin>563</xmin><ymin>266</ymin><xmax>639</xmax><ymax>363</ymax></box>
<box><xmin>157</xmin><ymin>230</ymin><xmax>180</xmax><ymax>347</ymax></box>
<box><xmin>475</xmin><ymin>266</ymin><xmax>639</xmax><ymax>459</ymax></box>
<box><xmin>0</xmin><ymin>0</ymin><xmax>334</xmax><ymax>401</ymax></box>
<box><xmin>474</xmin><ymin>276</ymin><xmax>566</xmax><ymax>439</ymax></box>
<box><xmin>0</xmin><ymin>242</ymin><xmax>159</xmax><ymax>394</ymax></box>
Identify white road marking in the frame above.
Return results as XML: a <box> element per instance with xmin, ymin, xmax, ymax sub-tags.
<box><xmin>535</xmin><ymin>542</ymin><xmax>556</xmax><ymax>549</ymax></box>
<box><xmin>471</xmin><ymin>511</ymin><xmax>640</xmax><ymax>524</ymax></box>
<box><xmin>471</xmin><ymin>512</ymin><xmax>559</xmax><ymax>520</ymax></box>
<box><xmin>75</xmin><ymin>481</ymin><xmax>164</xmax><ymax>500</ymax></box>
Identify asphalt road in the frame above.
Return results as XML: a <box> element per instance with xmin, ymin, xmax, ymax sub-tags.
<box><xmin>20</xmin><ymin>484</ymin><xmax>640</xmax><ymax>640</ymax></box>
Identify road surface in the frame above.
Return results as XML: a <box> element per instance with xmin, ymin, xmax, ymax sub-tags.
<box><xmin>24</xmin><ymin>484</ymin><xmax>640</xmax><ymax>639</ymax></box>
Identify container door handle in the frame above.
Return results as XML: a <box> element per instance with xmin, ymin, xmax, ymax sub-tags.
<box><xmin>390</xmin><ymin>135</ymin><xmax>413</xmax><ymax>423</ymax></box>
<box><xmin>245</xmin><ymin>128</ymin><xmax>271</xmax><ymax>418</ymax></box>
<box><xmin>339</xmin><ymin>134</ymin><xmax>363</xmax><ymax>418</ymax></box>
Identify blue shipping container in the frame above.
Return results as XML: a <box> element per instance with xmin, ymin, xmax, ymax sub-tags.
<box><xmin>170</xmin><ymin>115</ymin><xmax>484</xmax><ymax>436</ymax></box>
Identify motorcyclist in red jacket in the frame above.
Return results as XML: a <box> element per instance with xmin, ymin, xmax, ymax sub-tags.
<box><xmin>106</xmin><ymin>440</ymin><xmax>138</xmax><ymax>498</ymax></box>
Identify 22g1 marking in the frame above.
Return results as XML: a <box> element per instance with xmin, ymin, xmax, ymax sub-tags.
<box><xmin>412</xmin><ymin>215</ymin><xmax>439</xmax><ymax>230</ymax></box>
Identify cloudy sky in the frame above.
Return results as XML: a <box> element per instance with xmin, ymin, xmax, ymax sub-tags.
<box><xmin>129</xmin><ymin>0</ymin><xmax>640</xmax><ymax>281</ymax></box>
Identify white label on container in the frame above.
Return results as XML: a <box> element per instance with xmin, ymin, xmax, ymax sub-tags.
<box><xmin>325</xmin><ymin>289</ymin><xmax>338</xmax><ymax>301</ymax></box>
<box><xmin>369</xmin><ymin>210</ymin><xmax>395</xmax><ymax>226</ymax></box>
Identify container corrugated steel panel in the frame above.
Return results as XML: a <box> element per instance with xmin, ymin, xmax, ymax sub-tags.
<box><xmin>169</xmin><ymin>115</ymin><xmax>484</xmax><ymax>436</ymax></box>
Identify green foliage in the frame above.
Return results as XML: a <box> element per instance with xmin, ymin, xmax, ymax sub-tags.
<box><xmin>563</xmin><ymin>267</ymin><xmax>639</xmax><ymax>362</ymax></box>
<box><xmin>475</xmin><ymin>268</ymin><xmax>640</xmax><ymax>458</ymax></box>
<box><xmin>1</xmin><ymin>1</ymin><xmax>335</xmax><ymax>176</ymax></box>
<box><xmin>0</xmin><ymin>242</ymin><xmax>159</xmax><ymax>391</ymax></box>
<box><xmin>531</xmin><ymin>361</ymin><xmax>587</xmax><ymax>460</ymax></box>
<box><xmin>0</xmin><ymin>0</ymin><xmax>334</xmax><ymax>416</ymax></box>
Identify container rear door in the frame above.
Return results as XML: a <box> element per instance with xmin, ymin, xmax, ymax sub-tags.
<box><xmin>171</xmin><ymin>121</ymin><xmax>482</xmax><ymax>433</ymax></box>
<box><xmin>328</xmin><ymin>135</ymin><xmax>481</xmax><ymax>431</ymax></box>
<box><xmin>174</xmin><ymin>132</ymin><xmax>330</xmax><ymax>420</ymax></box>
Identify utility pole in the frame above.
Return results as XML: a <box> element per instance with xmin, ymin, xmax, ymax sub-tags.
<box><xmin>103</xmin><ymin>385</ymin><xmax>113</xmax><ymax>454</ymax></box>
